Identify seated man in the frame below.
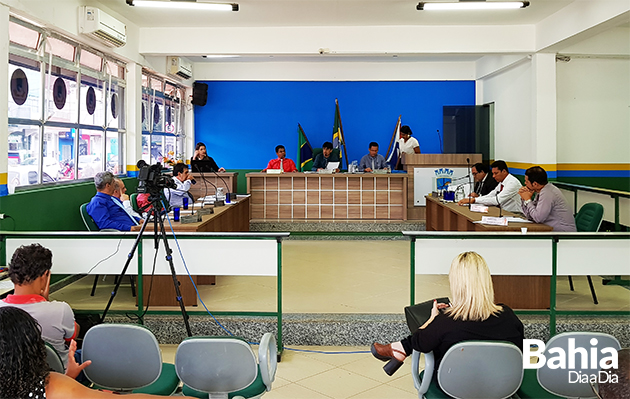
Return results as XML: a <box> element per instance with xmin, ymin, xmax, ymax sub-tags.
<box><xmin>164</xmin><ymin>163</ymin><xmax>194</xmax><ymax>208</ymax></box>
<box><xmin>470</xmin><ymin>162</ymin><xmax>498</xmax><ymax>197</ymax></box>
<box><xmin>312</xmin><ymin>141</ymin><xmax>340</xmax><ymax>172</ymax></box>
<box><xmin>113</xmin><ymin>177</ymin><xmax>142</xmax><ymax>220</ymax></box>
<box><xmin>519</xmin><ymin>166</ymin><xmax>576</xmax><ymax>231</ymax></box>
<box><xmin>457</xmin><ymin>160</ymin><xmax>522</xmax><ymax>214</ymax></box>
<box><xmin>359</xmin><ymin>142</ymin><xmax>388</xmax><ymax>172</ymax></box>
<box><xmin>263</xmin><ymin>145</ymin><xmax>297</xmax><ymax>172</ymax></box>
<box><xmin>87</xmin><ymin>171</ymin><xmax>140</xmax><ymax>231</ymax></box>
<box><xmin>0</xmin><ymin>244</ymin><xmax>90</xmax><ymax>379</ymax></box>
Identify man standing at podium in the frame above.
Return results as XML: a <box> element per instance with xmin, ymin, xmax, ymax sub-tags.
<box><xmin>458</xmin><ymin>160</ymin><xmax>522</xmax><ymax>214</ymax></box>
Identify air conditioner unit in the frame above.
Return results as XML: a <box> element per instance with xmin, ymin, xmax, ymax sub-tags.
<box><xmin>79</xmin><ymin>6</ymin><xmax>127</xmax><ymax>48</ymax></box>
<box><xmin>168</xmin><ymin>57</ymin><xmax>193</xmax><ymax>80</ymax></box>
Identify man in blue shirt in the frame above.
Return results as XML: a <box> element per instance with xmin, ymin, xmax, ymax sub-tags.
<box><xmin>86</xmin><ymin>172</ymin><xmax>141</xmax><ymax>231</ymax></box>
<box><xmin>359</xmin><ymin>142</ymin><xmax>388</xmax><ymax>172</ymax></box>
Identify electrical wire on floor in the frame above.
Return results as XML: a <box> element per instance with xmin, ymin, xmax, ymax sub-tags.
<box><xmin>163</xmin><ymin>203</ymin><xmax>370</xmax><ymax>355</ymax></box>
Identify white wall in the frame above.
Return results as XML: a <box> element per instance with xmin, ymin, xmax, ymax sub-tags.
<box><xmin>556</xmin><ymin>56</ymin><xmax>630</xmax><ymax>164</ymax></box>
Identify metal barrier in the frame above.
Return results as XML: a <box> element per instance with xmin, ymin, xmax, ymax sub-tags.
<box><xmin>403</xmin><ymin>231</ymin><xmax>630</xmax><ymax>336</ymax></box>
<box><xmin>0</xmin><ymin>231</ymin><xmax>288</xmax><ymax>356</ymax></box>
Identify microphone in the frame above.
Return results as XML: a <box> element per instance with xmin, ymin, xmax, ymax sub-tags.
<box><xmin>466</xmin><ymin>158</ymin><xmax>472</xmax><ymax>198</ymax></box>
<box><xmin>193</xmin><ymin>164</ymin><xmax>216</xmax><ymax>206</ymax></box>
<box><xmin>437</xmin><ymin>129</ymin><xmax>443</xmax><ymax>153</ymax></box>
<box><xmin>211</xmin><ymin>169</ymin><xmax>232</xmax><ymax>202</ymax></box>
<box><xmin>496</xmin><ymin>187</ymin><xmax>503</xmax><ymax>218</ymax></box>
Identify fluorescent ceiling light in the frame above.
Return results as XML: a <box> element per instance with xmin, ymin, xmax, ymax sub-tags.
<box><xmin>202</xmin><ymin>55</ymin><xmax>240</xmax><ymax>58</ymax></box>
<box><xmin>127</xmin><ymin>0</ymin><xmax>239</xmax><ymax>11</ymax></box>
<box><xmin>417</xmin><ymin>1</ymin><xmax>529</xmax><ymax>11</ymax></box>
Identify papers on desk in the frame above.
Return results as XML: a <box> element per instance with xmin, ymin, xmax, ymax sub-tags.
<box><xmin>0</xmin><ymin>279</ymin><xmax>14</xmax><ymax>294</ymax></box>
<box><xmin>475</xmin><ymin>216</ymin><xmax>532</xmax><ymax>226</ymax></box>
<box><xmin>470</xmin><ymin>204</ymin><xmax>488</xmax><ymax>213</ymax></box>
<box><xmin>504</xmin><ymin>217</ymin><xmax>532</xmax><ymax>223</ymax></box>
<box><xmin>326</xmin><ymin>162</ymin><xmax>340</xmax><ymax>171</ymax></box>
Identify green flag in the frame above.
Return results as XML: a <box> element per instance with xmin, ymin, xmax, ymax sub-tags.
<box><xmin>297</xmin><ymin>124</ymin><xmax>313</xmax><ymax>172</ymax></box>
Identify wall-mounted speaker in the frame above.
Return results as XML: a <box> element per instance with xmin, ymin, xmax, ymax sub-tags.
<box><xmin>192</xmin><ymin>82</ymin><xmax>208</xmax><ymax>106</ymax></box>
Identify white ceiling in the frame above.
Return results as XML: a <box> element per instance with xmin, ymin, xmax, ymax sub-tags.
<box><xmin>97</xmin><ymin>0</ymin><xmax>574</xmax><ymax>28</ymax></box>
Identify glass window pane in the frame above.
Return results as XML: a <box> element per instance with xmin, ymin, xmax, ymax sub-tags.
<box><xmin>106</xmin><ymin>131</ymin><xmax>121</xmax><ymax>174</ymax></box>
<box><xmin>9</xmin><ymin>21</ymin><xmax>40</xmax><ymax>49</ymax></box>
<box><xmin>48</xmin><ymin>37</ymin><xmax>75</xmax><ymax>62</ymax></box>
<box><xmin>150</xmin><ymin>77</ymin><xmax>162</xmax><ymax>92</ymax></box>
<box><xmin>142</xmin><ymin>134</ymin><xmax>151</xmax><ymax>164</ymax></box>
<box><xmin>78</xmin><ymin>129</ymin><xmax>104</xmax><ymax>179</ymax></box>
<box><xmin>46</xmin><ymin>66</ymin><xmax>78</xmax><ymax>124</ymax></box>
<box><xmin>80</xmin><ymin>75</ymin><xmax>105</xmax><ymax>126</ymax></box>
<box><xmin>152</xmin><ymin>93</ymin><xmax>164</xmax><ymax>133</ymax></box>
<box><xmin>165</xmin><ymin>97</ymin><xmax>176</xmax><ymax>134</ymax></box>
<box><xmin>142</xmin><ymin>88</ymin><xmax>151</xmax><ymax>132</ymax></box>
<box><xmin>164</xmin><ymin>82</ymin><xmax>177</xmax><ymax>97</ymax></box>
<box><xmin>106</xmin><ymin>61</ymin><xmax>124</xmax><ymax>79</ymax></box>
<box><xmin>8</xmin><ymin>124</ymin><xmax>42</xmax><ymax>193</ymax></box>
<box><xmin>107</xmin><ymin>82</ymin><xmax>123</xmax><ymax>129</ymax></box>
<box><xmin>9</xmin><ymin>56</ymin><xmax>42</xmax><ymax>119</ymax></box>
<box><xmin>80</xmin><ymin>50</ymin><xmax>103</xmax><ymax>71</ymax></box>
<box><xmin>142</xmin><ymin>74</ymin><xmax>149</xmax><ymax>88</ymax></box>
<box><xmin>45</xmin><ymin>126</ymin><xmax>74</xmax><ymax>182</ymax></box>
<box><xmin>151</xmin><ymin>135</ymin><xmax>163</xmax><ymax>164</ymax></box>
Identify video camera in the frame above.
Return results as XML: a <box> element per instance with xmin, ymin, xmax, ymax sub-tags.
<box><xmin>136</xmin><ymin>160</ymin><xmax>177</xmax><ymax>194</ymax></box>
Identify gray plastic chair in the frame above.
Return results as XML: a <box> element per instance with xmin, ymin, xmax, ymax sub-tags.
<box><xmin>176</xmin><ymin>333</ymin><xmax>277</xmax><ymax>399</ymax></box>
<box><xmin>412</xmin><ymin>341</ymin><xmax>523</xmax><ymax>399</ymax></box>
<box><xmin>45</xmin><ymin>342</ymin><xmax>65</xmax><ymax>373</ymax></box>
<box><xmin>518</xmin><ymin>332</ymin><xmax>621</xmax><ymax>399</ymax></box>
<box><xmin>82</xmin><ymin>323</ymin><xmax>179</xmax><ymax>395</ymax></box>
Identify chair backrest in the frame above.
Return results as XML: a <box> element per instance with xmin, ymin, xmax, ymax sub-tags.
<box><xmin>537</xmin><ymin>332</ymin><xmax>621</xmax><ymax>398</ymax></box>
<box><xmin>130</xmin><ymin>193</ymin><xmax>141</xmax><ymax>213</ymax></box>
<box><xmin>437</xmin><ymin>341</ymin><xmax>523</xmax><ymax>399</ymax></box>
<box><xmin>45</xmin><ymin>342</ymin><xmax>65</xmax><ymax>373</ymax></box>
<box><xmin>80</xmin><ymin>203</ymin><xmax>100</xmax><ymax>231</ymax></box>
<box><xmin>82</xmin><ymin>324</ymin><xmax>162</xmax><ymax>391</ymax></box>
<box><xmin>575</xmin><ymin>202</ymin><xmax>604</xmax><ymax>232</ymax></box>
<box><xmin>175</xmin><ymin>336</ymin><xmax>258</xmax><ymax>395</ymax></box>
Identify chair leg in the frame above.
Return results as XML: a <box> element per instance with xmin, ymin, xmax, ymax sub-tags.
<box><xmin>587</xmin><ymin>276</ymin><xmax>598</xmax><ymax>305</ymax></box>
<box><xmin>129</xmin><ymin>276</ymin><xmax>136</xmax><ymax>297</ymax></box>
<box><xmin>568</xmin><ymin>276</ymin><xmax>574</xmax><ymax>291</ymax></box>
<box><xmin>91</xmin><ymin>275</ymin><xmax>99</xmax><ymax>296</ymax></box>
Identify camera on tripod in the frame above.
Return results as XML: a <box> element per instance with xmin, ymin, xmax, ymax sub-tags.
<box><xmin>136</xmin><ymin>160</ymin><xmax>177</xmax><ymax>194</ymax></box>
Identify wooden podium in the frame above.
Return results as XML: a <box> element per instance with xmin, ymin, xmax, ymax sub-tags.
<box><xmin>401</xmin><ymin>153</ymin><xmax>482</xmax><ymax>220</ymax></box>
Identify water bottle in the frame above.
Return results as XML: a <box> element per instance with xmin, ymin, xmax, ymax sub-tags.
<box><xmin>173</xmin><ymin>207</ymin><xmax>180</xmax><ymax>221</ymax></box>
<box><xmin>455</xmin><ymin>186</ymin><xmax>466</xmax><ymax>202</ymax></box>
<box><xmin>216</xmin><ymin>187</ymin><xmax>225</xmax><ymax>201</ymax></box>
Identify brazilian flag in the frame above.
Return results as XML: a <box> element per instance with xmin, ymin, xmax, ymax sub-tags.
<box><xmin>297</xmin><ymin>124</ymin><xmax>313</xmax><ymax>172</ymax></box>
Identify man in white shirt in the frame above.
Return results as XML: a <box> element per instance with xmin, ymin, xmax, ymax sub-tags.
<box><xmin>458</xmin><ymin>160</ymin><xmax>522</xmax><ymax>214</ymax></box>
<box><xmin>164</xmin><ymin>163</ymin><xmax>193</xmax><ymax>208</ymax></box>
<box><xmin>113</xmin><ymin>178</ymin><xmax>142</xmax><ymax>219</ymax></box>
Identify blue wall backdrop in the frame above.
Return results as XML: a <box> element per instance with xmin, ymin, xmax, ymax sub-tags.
<box><xmin>194</xmin><ymin>81</ymin><xmax>475</xmax><ymax>169</ymax></box>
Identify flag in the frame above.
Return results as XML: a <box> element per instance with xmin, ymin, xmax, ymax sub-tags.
<box><xmin>386</xmin><ymin>117</ymin><xmax>402</xmax><ymax>169</ymax></box>
<box><xmin>332</xmin><ymin>99</ymin><xmax>345</xmax><ymax>168</ymax></box>
<box><xmin>297</xmin><ymin>123</ymin><xmax>313</xmax><ymax>172</ymax></box>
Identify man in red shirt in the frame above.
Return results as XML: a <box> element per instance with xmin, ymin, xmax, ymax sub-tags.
<box><xmin>263</xmin><ymin>145</ymin><xmax>297</xmax><ymax>172</ymax></box>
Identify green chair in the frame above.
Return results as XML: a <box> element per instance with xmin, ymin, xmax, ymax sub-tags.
<box><xmin>177</xmin><ymin>333</ymin><xmax>277</xmax><ymax>399</ymax></box>
<box><xmin>45</xmin><ymin>342</ymin><xmax>65</xmax><ymax>374</ymax></box>
<box><xmin>568</xmin><ymin>202</ymin><xmax>604</xmax><ymax>304</ymax></box>
<box><xmin>82</xmin><ymin>323</ymin><xmax>179</xmax><ymax>396</ymax></box>
<box><xmin>411</xmin><ymin>341</ymin><xmax>523</xmax><ymax>399</ymax></box>
<box><xmin>517</xmin><ymin>332</ymin><xmax>620</xmax><ymax>399</ymax></box>
<box><xmin>80</xmin><ymin>203</ymin><xmax>100</xmax><ymax>232</ymax></box>
<box><xmin>130</xmin><ymin>193</ymin><xmax>141</xmax><ymax>214</ymax></box>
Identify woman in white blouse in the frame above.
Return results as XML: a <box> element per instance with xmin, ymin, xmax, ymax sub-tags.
<box><xmin>399</xmin><ymin>125</ymin><xmax>420</xmax><ymax>155</ymax></box>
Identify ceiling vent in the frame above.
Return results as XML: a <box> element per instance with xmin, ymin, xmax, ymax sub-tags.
<box><xmin>79</xmin><ymin>6</ymin><xmax>127</xmax><ymax>48</ymax></box>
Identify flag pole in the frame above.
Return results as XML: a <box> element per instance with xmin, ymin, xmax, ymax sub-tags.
<box><xmin>386</xmin><ymin>115</ymin><xmax>402</xmax><ymax>157</ymax></box>
<box><xmin>336</xmin><ymin>99</ymin><xmax>350</xmax><ymax>169</ymax></box>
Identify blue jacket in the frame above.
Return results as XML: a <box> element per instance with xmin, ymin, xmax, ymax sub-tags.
<box><xmin>86</xmin><ymin>192</ymin><xmax>139</xmax><ymax>231</ymax></box>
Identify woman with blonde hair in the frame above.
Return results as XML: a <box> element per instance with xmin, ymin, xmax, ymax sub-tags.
<box><xmin>371</xmin><ymin>251</ymin><xmax>524</xmax><ymax>376</ymax></box>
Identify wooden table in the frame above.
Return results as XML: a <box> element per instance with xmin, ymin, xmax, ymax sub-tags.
<box><xmin>425</xmin><ymin>195</ymin><xmax>553</xmax><ymax>309</ymax></box>
<box><xmin>133</xmin><ymin>196</ymin><xmax>250</xmax><ymax>306</ymax></box>
<box><xmin>247</xmin><ymin>172</ymin><xmax>408</xmax><ymax>220</ymax></box>
<box><xmin>189</xmin><ymin>172</ymin><xmax>238</xmax><ymax>200</ymax></box>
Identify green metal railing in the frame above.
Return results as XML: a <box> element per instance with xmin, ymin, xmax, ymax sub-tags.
<box><xmin>403</xmin><ymin>231</ymin><xmax>630</xmax><ymax>337</ymax></box>
<box><xmin>0</xmin><ymin>231</ymin><xmax>288</xmax><ymax>356</ymax></box>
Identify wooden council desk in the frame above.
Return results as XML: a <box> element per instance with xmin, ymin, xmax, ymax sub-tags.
<box><xmin>425</xmin><ymin>195</ymin><xmax>553</xmax><ymax>309</ymax></box>
<box><xmin>189</xmin><ymin>172</ymin><xmax>238</xmax><ymax>200</ymax></box>
<box><xmin>131</xmin><ymin>196</ymin><xmax>250</xmax><ymax>306</ymax></box>
<box><xmin>247</xmin><ymin>172</ymin><xmax>408</xmax><ymax>220</ymax></box>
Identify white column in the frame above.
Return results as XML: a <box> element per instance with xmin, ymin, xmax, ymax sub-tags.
<box><xmin>0</xmin><ymin>5</ymin><xmax>9</xmax><ymax>196</ymax></box>
<box><xmin>125</xmin><ymin>62</ymin><xmax>143</xmax><ymax>176</ymax></box>
<box><xmin>531</xmin><ymin>53</ymin><xmax>558</xmax><ymax>172</ymax></box>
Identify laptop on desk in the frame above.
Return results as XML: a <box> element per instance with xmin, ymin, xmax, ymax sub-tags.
<box><xmin>191</xmin><ymin>160</ymin><xmax>218</xmax><ymax>173</ymax></box>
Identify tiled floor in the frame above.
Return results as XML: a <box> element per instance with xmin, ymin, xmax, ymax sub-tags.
<box><xmin>53</xmin><ymin>240</ymin><xmax>629</xmax><ymax>399</ymax></box>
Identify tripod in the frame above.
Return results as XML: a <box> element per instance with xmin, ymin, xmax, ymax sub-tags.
<box><xmin>100</xmin><ymin>191</ymin><xmax>192</xmax><ymax>337</ymax></box>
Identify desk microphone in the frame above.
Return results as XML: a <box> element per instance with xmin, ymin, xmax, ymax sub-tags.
<box><xmin>437</xmin><ymin>129</ymin><xmax>443</xmax><ymax>153</ymax></box>
<box><xmin>496</xmin><ymin>188</ymin><xmax>503</xmax><ymax>218</ymax></box>
<box><xmin>211</xmin><ymin>169</ymin><xmax>232</xmax><ymax>201</ymax></box>
<box><xmin>466</xmin><ymin>157</ymin><xmax>472</xmax><ymax>198</ymax></box>
<box><xmin>193</xmin><ymin>164</ymin><xmax>217</xmax><ymax>206</ymax></box>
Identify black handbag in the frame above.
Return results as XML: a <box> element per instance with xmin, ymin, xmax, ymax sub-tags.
<box><xmin>404</xmin><ymin>297</ymin><xmax>450</xmax><ymax>333</ymax></box>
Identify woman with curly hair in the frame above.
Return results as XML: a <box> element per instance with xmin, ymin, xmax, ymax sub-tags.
<box><xmin>371</xmin><ymin>252</ymin><xmax>524</xmax><ymax>377</ymax></box>
<box><xmin>0</xmin><ymin>307</ymin><xmax>194</xmax><ymax>399</ymax></box>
